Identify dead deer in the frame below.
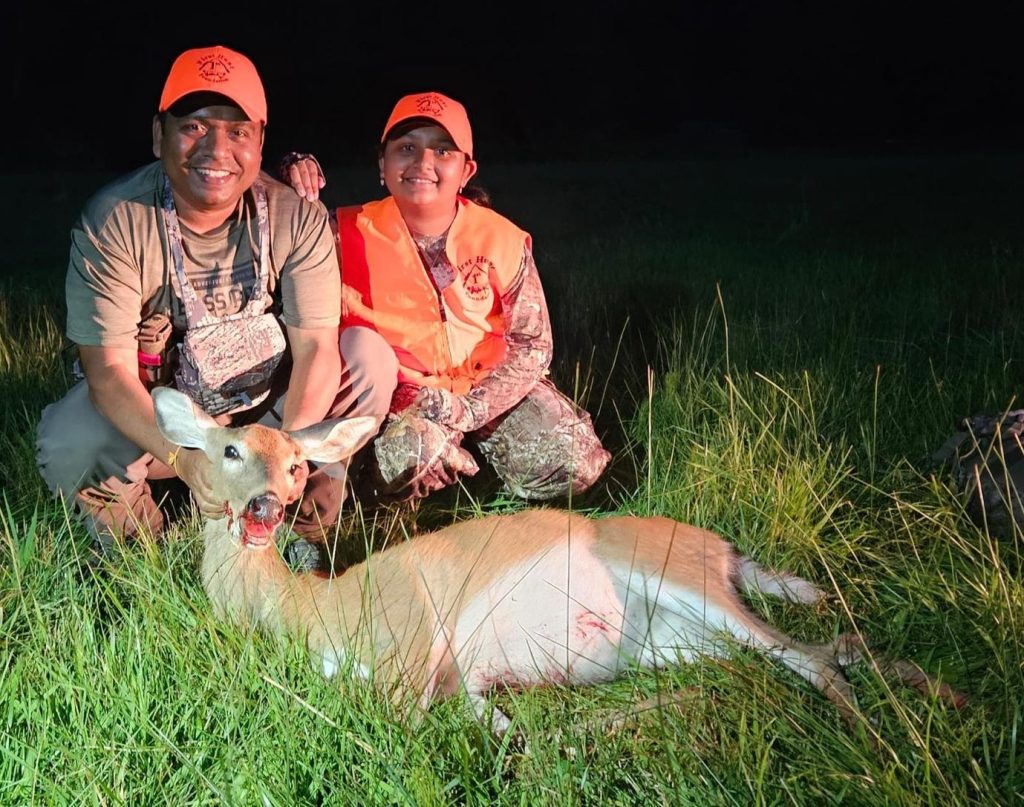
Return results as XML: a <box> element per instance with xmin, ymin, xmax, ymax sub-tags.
<box><xmin>152</xmin><ymin>386</ymin><xmax>964</xmax><ymax>742</ymax></box>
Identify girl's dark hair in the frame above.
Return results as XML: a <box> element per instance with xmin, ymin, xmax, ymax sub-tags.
<box><xmin>460</xmin><ymin>184</ymin><xmax>492</xmax><ymax>208</ymax></box>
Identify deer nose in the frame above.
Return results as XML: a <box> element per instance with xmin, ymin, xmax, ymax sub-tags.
<box><xmin>246</xmin><ymin>495</ymin><xmax>284</xmax><ymax>525</ymax></box>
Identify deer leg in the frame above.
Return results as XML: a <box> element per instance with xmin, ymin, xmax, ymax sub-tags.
<box><xmin>466</xmin><ymin>691</ymin><xmax>513</xmax><ymax>736</ymax></box>
<box><xmin>833</xmin><ymin>633</ymin><xmax>968</xmax><ymax>709</ymax></box>
<box><xmin>721</xmin><ymin>612</ymin><xmax>872</xmax><ymax>736</ymax></box>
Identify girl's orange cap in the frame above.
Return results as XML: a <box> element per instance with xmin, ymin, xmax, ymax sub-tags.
<box><xmin>158</xmin><ymin>45</ymin><xmax>267</xmax><ymax>125</ymax></box>
<box><xmin>382</xmin><ymin>92</ymin><xmax>473</xmax><ymax>158</ymax></box>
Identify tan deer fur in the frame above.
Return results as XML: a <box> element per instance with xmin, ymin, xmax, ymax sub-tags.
<box><xmin>153</xmin><ymin>387</ymin><xmax>963</xmax><ymax>739</ymax></box>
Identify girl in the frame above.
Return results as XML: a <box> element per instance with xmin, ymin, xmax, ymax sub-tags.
<box><xmin>283</xmin><ymin>92</ymin><xmax>609</xmax><ymax>503</ymax></box>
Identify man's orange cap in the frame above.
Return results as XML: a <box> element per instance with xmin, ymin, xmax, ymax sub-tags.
<box><xmin>382</xmin><ymin>92</ymin><xmax>473</xmax><ymax>158</ymax></box>
<box><xmin>158</xmin><ymin>45</ymin><xmax>267</xmax><ymax>125</ymax></box>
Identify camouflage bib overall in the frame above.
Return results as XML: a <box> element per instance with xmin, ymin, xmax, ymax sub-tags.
<box><xmin>162</xmin><ymin>175</ymin><xmax>286</xmax><ymax>416</ymax></box>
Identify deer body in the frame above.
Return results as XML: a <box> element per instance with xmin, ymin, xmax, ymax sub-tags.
<box><xmin>200</xmin><ymin>506</ymin><xmax>839</xmax><ymax>726</ymax></box>
<box><xmin>153</xmin><ymin>387</ymin><xmax>962</xmax><ymax>737</ymax></box>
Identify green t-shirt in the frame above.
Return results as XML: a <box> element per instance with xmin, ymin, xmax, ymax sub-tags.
<box><xmin>65</xmin><ymin>161</ymin><xmax>340</xmax><ymax>349</ymax></box>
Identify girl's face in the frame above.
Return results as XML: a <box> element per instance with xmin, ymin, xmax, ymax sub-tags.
<box><xmin>380</xmin><ymin>124</ymin><xmax>477</xmax><ymax>215</ymax></box>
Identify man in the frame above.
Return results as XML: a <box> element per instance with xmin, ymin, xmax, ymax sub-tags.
<box><xmin>36</xmin><ymin>45</ymin><xmax>395</xmax><ymax>557</ymax></box>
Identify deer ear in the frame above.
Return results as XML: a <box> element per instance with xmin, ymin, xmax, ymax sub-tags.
<box><xmin>290</xmin><ymin>416</ymin><xmax>381</xmax><ymax>464</ymax></box>
<box><xmin>153</xmin><ymin>387</ymin><xmax>217</xmax><ymax>449</ymax></box>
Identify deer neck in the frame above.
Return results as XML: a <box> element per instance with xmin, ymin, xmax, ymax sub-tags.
<box><xmin>200</xmin><ymin>519</ymin><xmax>299</xmax><ymax>634</ymax></box>
<box><xmin>199</xmin><ymin>519</ymin><xmax>366</xmax><ymax>643</ymax></box>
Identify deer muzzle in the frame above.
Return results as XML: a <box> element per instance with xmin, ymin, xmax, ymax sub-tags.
<box><xmin>240</xmin><ymin>494</ymin><xmax>285</xmax><ymax>548</ymax></box>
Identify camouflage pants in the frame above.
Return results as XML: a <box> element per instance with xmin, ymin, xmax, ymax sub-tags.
<box><xmin>36</xmin><ymin>326</ymin><xmax>397</xmax><ymax>546</ymax></box>
<box><xmin>373</xmin><ymin>379</ymin><xmax>610</xmax><ymax>502</ymax></box>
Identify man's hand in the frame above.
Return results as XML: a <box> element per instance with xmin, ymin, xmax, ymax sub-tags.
<box><xmin>172</xmin><ymin>448</ymin><xmax>223</xmax><ymax>518</ymax></box>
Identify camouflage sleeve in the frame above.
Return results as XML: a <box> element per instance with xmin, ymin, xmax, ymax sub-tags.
<box><xmin>417</xmin><ymin>245</ymin><xmax>553</xmax><ymax>432</ymax></box>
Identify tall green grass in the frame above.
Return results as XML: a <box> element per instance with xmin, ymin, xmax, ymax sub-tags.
<box><xmin>1</xmin><ymin>154</ymin><xmax>1021</xmax><ymax>804</ymax></box>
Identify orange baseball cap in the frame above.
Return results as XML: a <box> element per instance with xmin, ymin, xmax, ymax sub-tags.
<box><xmin>158</xmin><ymin>45</ymin><xmax>267</xmax><ymax>125</ymax></box>
<box><xmin>382</xmin><ymin>92</ymin><xmax>473</xmax><ymax>158</ymax></box>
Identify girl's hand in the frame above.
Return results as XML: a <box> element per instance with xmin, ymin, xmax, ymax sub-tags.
<box><xmin>279</xmin><ymin>153</ymin><xmax>326</xmax><ymax>201</ymax></box>
<box><xmin>414</xmin><ymin>386</ymin><xmax>471</xmax><ymax>431</ymax></box>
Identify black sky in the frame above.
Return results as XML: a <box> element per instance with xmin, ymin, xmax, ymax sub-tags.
<box><xmin>4</xmin><ymin>3</ymin><xmax>1021</xmax><ymax>171</ymax></box>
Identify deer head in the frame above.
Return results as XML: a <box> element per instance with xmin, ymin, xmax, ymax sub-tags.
<box><xmin>152</xmin><ymin>387</ymin><xmax>379</xmax><ymax>548</ymax></box>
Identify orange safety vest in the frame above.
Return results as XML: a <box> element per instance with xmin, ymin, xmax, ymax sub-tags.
<box><xmin>337</xmin><ymin>196</ymin><xmax>530</xmax><ymax>394</ymax></box>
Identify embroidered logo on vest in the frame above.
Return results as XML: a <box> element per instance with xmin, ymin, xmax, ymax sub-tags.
<box><xmin>457</xmin><ymin>256</ymin><xmax>494</xmax><ymax>301</ymax></box>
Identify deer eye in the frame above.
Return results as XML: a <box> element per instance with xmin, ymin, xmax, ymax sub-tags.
<box><xmin>289</xmin><ymin>463</ymin><xmax>302</xmax><ymax>476</ymax></box>
<box><xmin>224</xmin><ymin>445</ymin><xmax>241</xmax><ymax>460</ymax></box>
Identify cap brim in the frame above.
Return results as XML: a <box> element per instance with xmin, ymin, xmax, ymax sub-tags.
<box><xmin>383</xmin><ymin>116</ymin><xmax>450</xmax><ymax>141</ymax></box>
<box><xmin>382</xmin><ymin>117</ymin><xmax>471</xmax><ymax>157</ymax></box>
<box><xmin>165</xmin><ymin>91</ymin><xmax>249</xmax><ymax>120</ymax></box>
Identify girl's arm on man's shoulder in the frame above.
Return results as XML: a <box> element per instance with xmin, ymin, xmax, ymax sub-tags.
<box><xmin>276</xmin><ymin>152</ymin><xmax>326</xmax><ymax>202</ymax></box>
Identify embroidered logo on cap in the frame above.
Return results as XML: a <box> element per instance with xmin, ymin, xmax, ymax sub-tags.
<box><xmin>197</xmin><ymin>53</ymin><xmax>234</xmax><ymax>83</ymax></box>
<box><xmin>415</xmin><ymin>93</ymin><xmax>448</xmax><ymax>117</ymax></box>
<box><xmin>458</xmin><ymin>256</ymin><xmax>493</xmax><ymax>301</ymax></box>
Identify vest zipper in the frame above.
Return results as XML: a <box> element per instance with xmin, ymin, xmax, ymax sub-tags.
<box><xmin>418</xmin><ymin>250</ymin><xmax>456</xmax><ymax>383</ymax></box>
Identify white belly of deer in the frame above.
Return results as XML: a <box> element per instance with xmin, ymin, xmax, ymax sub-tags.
<box><xmin>450</xmin><ymin>545</ymin><xmax>732</xmax><ymax>693</ymax></box>
<box><xmin>452</xmin><ymin>546</ymin><xmax>621</xmax><ymax>690</ymax></box>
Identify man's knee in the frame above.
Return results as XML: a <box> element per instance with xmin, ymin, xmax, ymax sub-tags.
<box><xmin>339</xmin><ymin>326</ymin><xmax>398</xmax><ymax>416</ymax></box>
<box><xmin>36</xmin><ymin>382</ymin><xmax>140</xmax><ymax>497</ymax></box>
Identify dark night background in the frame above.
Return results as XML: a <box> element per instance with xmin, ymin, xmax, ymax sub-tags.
<box><xmin>3</xmin><ymin>4</ymin><xmax>1021</xmax><ymax>176</ymax></box>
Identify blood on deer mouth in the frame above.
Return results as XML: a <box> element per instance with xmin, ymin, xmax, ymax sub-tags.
<box><xmin>240</xmin><ymin>517</ymin><xmax>281</xmax><ymax>547</ymax></box>
<box><xmin>240</xmin><ymin>496</ymin><xmax>285</xmax><ymax>548</ymax></box>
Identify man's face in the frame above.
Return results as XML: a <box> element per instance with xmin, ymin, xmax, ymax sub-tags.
<box><xmin>153</xmin><ymin>105</ymin><xmax>263</xmax><ymax>224</ymax></box>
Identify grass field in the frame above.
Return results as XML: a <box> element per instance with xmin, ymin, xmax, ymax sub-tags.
<box><xmin>1</xmin><ymin>152</ymin><xmax>1022</xmax><ymax>805</ymax></box>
